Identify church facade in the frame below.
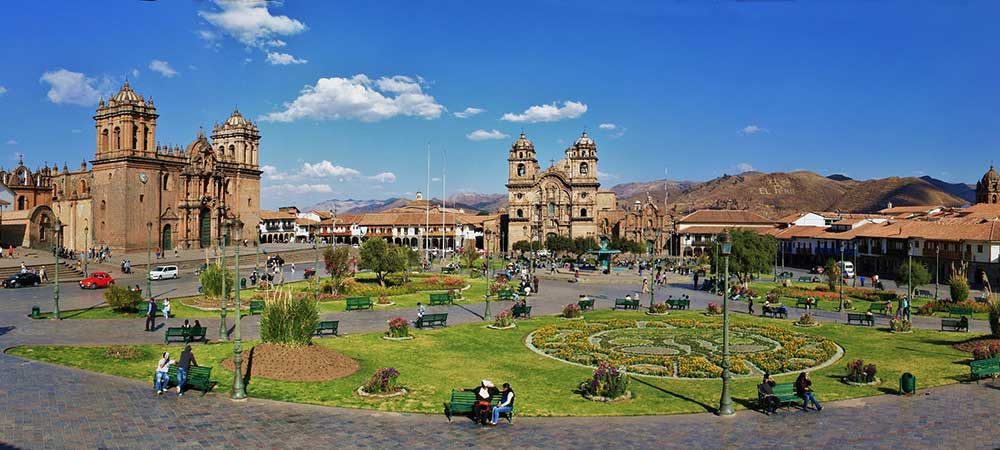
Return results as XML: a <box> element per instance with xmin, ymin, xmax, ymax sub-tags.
<box><xmin>0</xmin><ymin>82</ymin><xmax>261</xmax><ymax>252</ymax></box>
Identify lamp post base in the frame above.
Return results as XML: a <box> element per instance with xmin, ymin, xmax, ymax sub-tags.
<box><xmin>231</xmin><ymin>342</ymin><xmax>247</xmax><ymax>400</ymax></box>
<box><xmin>718</xmin><ymin>369</ymin><xmax>735</xmax><ymax>416</ymax></box>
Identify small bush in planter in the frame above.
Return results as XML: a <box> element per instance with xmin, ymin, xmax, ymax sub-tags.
<box><xmin>582</xmin><ymin>363</ymin><xmax>629</xmax><ymax>399</ymax></box>
<box><xmin>363</xmin><ymin>367</ymin><xmax>401</xmax><ymax>394</ymax></box>
<box><xmin>387</xmin><ymin>317</ymin><xmax>410</xmax><ymax>338</ymax></box>
<box><xmin>846</xmin><ymin>359</ymin><xmax>877</xmax><ymax>383</ymax></box>
<box><xmin>889</xmin><ymin>317</ymin><xmax>912</xmax><ymax>332</ymax></box>
<box><xmin>493</xmin><ymin>310</ymin><xmax>513</xmax><ymax>328</ymax></box>
<box><xmin>648</xmin><ymin>302</ymin><xmax>668</xmax><ymax>314</ymax></box>
<box><xmin>706</xmin><ymin>303</ymin><xmax>722</xmax><ymax>315</ymax></box>
<box><xmin>563</xmin><ymin>303</ymin><xmax>582</xmax><ymax>318</ymax></box>
<box><xmin>260</xmin><ymin>296</ymin><xmax>319</xmax><ymax>347</ymax></box>
<box><xmin>376</xmin><ymin>292</ymin><xmax>391</xmax><ymax>305</ymax></box>
<box><xmin>105</xmin><ymin>285</ymin><xmax>142</xmax><ymax>312</ymax></box>
<box><xmin>796</xmin><ymin>312</ymin><xmax>816</xmax><ymax>326</ymax></box>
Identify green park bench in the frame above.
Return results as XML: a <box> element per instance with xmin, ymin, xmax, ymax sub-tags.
<box><xmin>795</xmin><ymin>298</ymin><xmax>816</xmax><ymax>309</ymax></box>
<box><xmin>759</xmin><ymin>382</ymin><xmax>801</xmax><ymax>411</ymax></box>
<box><xmin>345</xmin><ymin>297</ymin><xmax>373</xmax><ymax>311</ymax></box>
<box><xmin>940</xmin><ymin>318</ymin><xmax>968</xmax><ymax>332</ymax></box>
<box><xmin>429</xmin><ymin>293</ymin><xmax>453</xmax><ymax>306</ymax></box>
<box><xmin>164</xmin><ymin>326</ymin><xmax>207</xmax><ymax>344</ymax></box>
<box><xmin>511</xmin><ymin>304</ymin><xmax>532</xmax><ymax>319</ymax></box>
<box><xmin>441</xmin><ymin>267</ymin><xmax>456</xmax><ymax>274</ymax></box>
<box><xmin>315</xmin><ymin>320</ymin><xmax>340</xmax><ymax>336</ymax></box>
<box><xmin>868</xmin><ymin>302</ymin><xmax>889</xmax><ymax>315</ymax></box>
<box><xmin>578</xmin><ymin>298</ymin><xmax>595</xmax><ymax>311</ymax></box>
<box><xmin>154</xmin><ymin>365</ymin><xmax>213</xmax><ymax>396</ymax></box>
<box><xmin>614</xmin><ymin>298</ymin><xmax>639</xmax><ymax>310</ymax></box>
<box><xmin>444</xmin><ymin>390</ymin><xmax>513</xmax><ymax>423</ymax></box>
<box><xmin>949</xmin><ymin>307</ymin><xmax>974</xmax><ymax>317</ymax></box>
<box><xmin>249</xmin><ymin>300</ymin><xmax>265</xmax><ymax>316</ymax></box>
<box><xmin>416</xmin><ymin>313</ymin><xmax>448</xmax><ymax>329</ymax></box>
<box><xmin>762</xmin><ymin>305</ymin><xmax>787</xmax><ymax>319</ymax></box>
<box><xmin>914</xmin><ymin>289</ymin><xmax>933</xmax><ymax>298</ymax></box>
<box><xmin>847</xmin><ymin>313</ymin><xmax>874</xmax><ymax>326</ymax></box>
<box><xmin>667</xmin><ymin>298</ymin><xmax>690</xmax><ymax>310</ymax></box>
<box><xmin>777</xmin><ymin>271</ymin><xmax>794</xmax><ymax>280</ymax></box>
<box><xmin>797</xmin><ymin>276</ymin><xmax>817</xmax><ymax>283</ymax></box>
<box><xmin>970</xmin><ymin>358</ymin><xmax>1000</xmax><ymax>382</ymax></box>
<box><xmin>497</xmin><ymin>289</ymin><xmax>514</xmax><ymax>301</ymax></box>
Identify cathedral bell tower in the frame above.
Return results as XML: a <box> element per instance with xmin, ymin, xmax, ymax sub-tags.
<box><xmin>93</xmin><ymin>81</ymin><xmax>158</xmax><ymax>160</ymax></box>
<box><xmin>211</xmin><ymin>109</ymin><xmax>261</xmax><ymax>168</ymax></box>
<box><xmin>976</xmin><ymin>165</ymin><xmax>1000</xmax><ymax>204</ymax></box>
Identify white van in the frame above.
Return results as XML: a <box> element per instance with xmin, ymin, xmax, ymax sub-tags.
<box><xmin>149</xmin><ymin>265</ymin><xmax>179</xmax><ymax>280</ymax></box>
<box><xmin>839</xmin><ymin>261</ymin><xmax>855</xmax><ymax>278</ymax></box>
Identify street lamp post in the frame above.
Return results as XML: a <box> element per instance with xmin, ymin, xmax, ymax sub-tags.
<box><xmin>230</xmin><ymin>218</ymin><xmax>247</xmax><ymax>400</ymax></box>
<box><xmin>219</xmin><ymin>223</ymin><xmax>229</xmax><ymax>341</ymax></box>
<box><xmin>52</xmin><ymin>219</ymin><xmax>63</xmax><ymax>320</ymax></box>
<box><xmin>907</xmin><ymin>240</ymin><xmax>913</xmax><ymax>322</ymax></box>
<box><xmin>838</xmin><ymin>241</ymin><xmax>846</xmax><ymax>311</ymax></box>
<box><xmin>83</xmin><ymin>228</ymin><xmax>89</xmax><ymax>278</ymax></box>
<box><xmin>718</xmin><ymin>231</ymin><xmax>734</xmax><ymax>416</ymax></box>
<box><xmin>934</xmin><ymin>244</ymin><xmax>940</xmax><ymax>301</ymax></box>
<box><xmin>146</xmin><ymin>222</ymin><xmax>153</xmax><ymax>299</ymax></box>
<box><xmin>313</xmin><ymin>239</ymin><xmax>319</xmax><ymax>302</ymax></box>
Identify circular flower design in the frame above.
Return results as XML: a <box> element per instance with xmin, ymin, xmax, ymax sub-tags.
<box><xmin>527</xmin><ymin>319</ymin><xmax>841</xmax><ymax>379</ymax></box>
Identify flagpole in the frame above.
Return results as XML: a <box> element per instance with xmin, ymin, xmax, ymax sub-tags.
<box><xmin>425</xmin><ymin>143</ymin><xmax>431</xmax><ymax>270</ymax></box>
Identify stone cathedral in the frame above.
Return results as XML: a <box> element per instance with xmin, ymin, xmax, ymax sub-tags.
<box><xmin>0</xmin><ymin>82</ymin><xmax>262</xmax><ymax>252</ymax></box>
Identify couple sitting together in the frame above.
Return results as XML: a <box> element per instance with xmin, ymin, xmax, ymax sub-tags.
<box><xmin>465</xmin><ymin>380</ymin><xmax>514</xmax><ymax>426</ymax></box>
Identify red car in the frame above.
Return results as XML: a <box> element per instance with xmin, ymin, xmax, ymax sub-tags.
<box><xmin>80</xmin><ymin>271</ymin><xmax>115</xmax><ymax>289</ymax></box>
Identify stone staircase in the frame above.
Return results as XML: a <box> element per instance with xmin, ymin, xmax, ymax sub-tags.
<box><xmin>0</xmin><ymin>260</ymin><xmax>85</xmax><ymax>282</ymax></box>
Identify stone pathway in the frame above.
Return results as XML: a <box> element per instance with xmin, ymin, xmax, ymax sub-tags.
<box><xmin>2</xmin><ymin>272</ymin><xmax>999</xmax><ymax>449</ymax></box>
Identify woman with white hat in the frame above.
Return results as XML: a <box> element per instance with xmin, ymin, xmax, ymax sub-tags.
<box><xmin>465</xmin><ymin>380</ymin><xmax>499</xmax><ymax>425</ymax></box>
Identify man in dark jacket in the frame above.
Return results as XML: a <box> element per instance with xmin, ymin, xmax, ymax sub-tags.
<box><xmin>758</xmin><ymin>372</ymin><xmax>779</xmax><ymax>415</ymax></box>
<box><xmin>176</xmin><ymin>345</ymin><xmax>197</xmax><ymax>396</ymax></box>
<box><xmin>144</xmin><ymin>299</ymin><xmax>157</xmax><ymax>331</ymax></box>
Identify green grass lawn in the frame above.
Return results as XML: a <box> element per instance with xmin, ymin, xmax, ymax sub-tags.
<box><xmin>8</xmin><ymin>309</ymin><xmax>981</xmax><ymax>417</ymax></box>
<box><xmin>33</xmin><ymin>274</ymin><xmax>491</xmax><ymax>320</ymax></box>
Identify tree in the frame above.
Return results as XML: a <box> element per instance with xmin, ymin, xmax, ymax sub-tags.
<box><xmin>545</xmin><ymin>235</ymin><xmax>574</xmax><ymax>256</ymax></box>
<box><xmin>512</xmin><ymin>240</ymin><xmax>541</xmax><ymax>254</ymax></box>
<box><xmin>895</xmin><ymin>259</ymin><xmax>931</xmax><ymax>295</ymax></box>
<box><xmin>824</xmin><ymin>258</ymin><xmax>841</xmax><ymax>291</ymax></box>
<box><xmin>610</xmin><ymin>237</ymin><xmax>644</xmax><ymax>255</ymax></box>
<box><xmin>359</xmin><ymin>238</ymin><xmax>407</xmax><ymax>286</ymax></box>
<box><xmin>460</xmin><ymin>241</ymin><xmax>480</xmax><ymax>273</ymax></box>
<box><xmin>709</xmin><ymin>230</ymin><xmax>777</xmax><ymax>286</ymax></box>
<box><xmin>572</xmin><ymin>237</ymin><xmax>598</xmax><ymax>260</ymax></box>
<box><xmin>323</xmin><ymin>246</ymin><xmax>352</xmax><ymax>280</ymax></box>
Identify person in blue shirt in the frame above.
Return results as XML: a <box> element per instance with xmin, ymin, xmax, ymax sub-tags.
<box><xmin>489</xmin><ymin>383</ymin><xmax>514</xmax><ymax>426</ymax></box>
<box><xmin>144</xmin><ymin>298</ymin><xmax>157</xmax><ymax>331</ymax></box>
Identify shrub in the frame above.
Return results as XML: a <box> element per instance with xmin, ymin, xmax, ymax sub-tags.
<box><xmin>889</xmin><ymin>317</ymin><xmax>912</xmax><ymax>332</ymax></box>
<box><xmin>706</xmin><ymin>303</ymin><xmax>723</xmax><ymax>315</ymax></box>
<box><xmin>259</xmin><ymin>296</ymin><xmax>319</xmax><ymax>347</ymax></box>
<box><xmin>796</xmin><ymin>312</ymin><xmax>816</xmax><ymax>326</ymax></box>
<box><xmin>648</xmin><ymin>302</ymin><xmax>668</xmax><ymax>314</ymax></box>
<box><xmin>493</xmin><ymin>310</ymin><xmax>513</xmax><ymax>328</ymax></box>
<box><xmin>362</xmin><ymin>367</ymin><xmax>401</xmax><ymax>394</ymax></box>
<box><xmin>971</xmin><ymin>342</ymin><xmax>1000</xmax><ymax>360</ymax></box>
<box><xmin>387</xmin><ymin>317</ymin><xmax>409</xmax><ymax>338</ymax></box>
<box><xmin>582</xmin><ymin>363</ymin><xmax>629</xmax><ymax>399</ymax></box>
<box><xmin>104</xmin><ymin>345</ymin><xmax>142</xmax><ymax>360</ymax></box>
<box><xmin>563</xmin><ymin>303</ymin><xmax>582</xmax><ymax>318</ymax></box>
<box><xmin>199</xmin><ymin>264</ymin><xmax>234</xmax><ymax>299</ymax></box>
<box><xmin>949</xmin><ymin>274</ymin><xmax>970</xmax><ymax>303</ymax></box>
<box><xmin>846</xmin><ymin>359</ymin><xmax>877</xmax><ymax>383</ymax></box>
<box><xmin>917</xmin><ymin>300</ymin><xmax>989</xmax><ymax>315</ymax></box>
<box><xmin>376</xmin><ymin>292</ymin><xmax>391</xmax><ymax>305</ymax></box>
<box><xmin>104</xmin><ymin>285</ymin><xmax>142</xmax><ymax>312</ymax></box>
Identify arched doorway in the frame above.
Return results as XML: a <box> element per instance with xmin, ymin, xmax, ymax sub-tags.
<box><xmin>161</xmin><ymin>225</ymin><xmax>172</xmax><ymax>251</ymax></box>
<box><xmin>199</xmin><ymin>209</ymin><xmax>211</xmax><ymax>248</ymax></box>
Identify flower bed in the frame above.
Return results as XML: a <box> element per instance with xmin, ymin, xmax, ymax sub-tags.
<box><xmin>527</xmin><ymin>318</ymin><xmax>840</xmax><ymax>379</ymax></box>
<box><xmin>358</xmin><ymin>367</ymin><xmax>406</xmax><ymax>397</ymax></box>
<box><xmin>843</xmin><ymin>358</ymin><xmax>879</xmax><ymax>386</ymax></box>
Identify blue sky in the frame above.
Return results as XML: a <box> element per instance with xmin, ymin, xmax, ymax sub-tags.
<box><xmin>1</xmin><ymin>1</ymin><xmax>998</xmax><ymax>209</ymax></box>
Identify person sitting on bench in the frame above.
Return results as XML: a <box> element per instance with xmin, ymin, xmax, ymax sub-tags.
<box><xmin>489</xmin><ymin>383</ymin><xmax>514</xmax><ymax>426</ymax></box>
<box><xmin>758</xmin><ymin>372</ymin><xmax>779</xmax><ymax>415</ymax></box>
<box><xmin>465</xmin><ymin>380</ymin><xmax>499</xmax><ymax>425</ymax></box>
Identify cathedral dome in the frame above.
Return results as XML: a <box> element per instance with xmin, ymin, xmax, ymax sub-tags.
<box><xmin>110</xmin><ymin>81</ymin><xmax>143</xmax><ymax>104</ymax></box>
<box><xmin>512</xmin><ymin>132</ymin><xmax>534</xmax><ymax>152</ymax></box>
<box><xmin>225</xmin><ymin>109</ymin><xmax>249</xmax><ymax>127</ymax></box>
<box><xmin>981</xmin><ymin>166</ymin><xmax>1000</xmax><ymax>185</ymax></box>
<box><xmin>574</xmin><ymin>131</ymin><xmax>595</xmax><ymax>148</ymax></box>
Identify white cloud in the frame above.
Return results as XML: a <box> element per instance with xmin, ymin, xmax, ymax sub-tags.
<box><xmin>265</xmin><ymin>39</ymin><xmax>287</xmax><ymax>48</ymax></box>
<box><xmin>261</xmin><ymin>74</ymin><xmax>444</xmax><ymax>122</ymax></box>
<box><xmin>265</xmin><ymin>51</ymin><xmax>307</xmax><ymax>65</ymax></box>
<box><xmin>0</xmin><ymin>86</ymin><xmax>6</xmax><ymax>96</ymax></box>
<box><xmin>740</xmin><ymin>125</ymin><xmax>766</xmax><ymax>135</ymax></box>
<box><xmin>466</xmin><ymin>129</ymin><xmax>509</xmax><ymax>141</ymax></box>
<box><xmin>148</xmin><ymin>59</ymin><xmax>178</xmax><ymax>78</ymax></box>
<box><xmin>39</xmin><ymin>69</ymin><xmax>102</xmax><ymax>106</ymax></box>
<box><xmin>300</xmin><ymin>160</ymin><xmax>361</xmax><ymax>178</ymax></box>
<box><xmin>198</xmin><ymin>0</ymin><xmax>307</xmax><ymax>48</ymax></box>
<box><xmin>5</xmin><ymin>140</ymin><xmax>17</xmax><ymax>145</ymax></box>
<box><xmin>130</xmin><ymin>68</ymin><xmax>140</xmax><ymax>78</ymax></box>
<box><xmin>262</xmin><ymin>183</ymin><xmax>333</xmax><ymax>195</ymax></box>
<box><xmin>598</xmin><ymin>123</ymin><xmax>616</xmax><ymax>130</ymax></box>
<box><xmin>261</xmin><ymin>164</ymin><xmax>291</xmax><ymax>180</ymax></box>
<box><xmin>453</xmin><ymin>107</ymin><xmax>484</xmax><ymax>118</ymax></box>
<box><xmin>197</xmin><ymin>29</ymin><xmax>220</xmax><ymax>41</ymax></box>
<box><xmin>597</xmin><ymin>170</ymin><xmax>617</xmax><ymax>181</ymax></box>
<box><xmin>368</xmin><ymin>172</ymin><xmax>397</xmax><ymax>183</ymax></box>
<box><xmin>431</xmin><ymin>177</ymin><xmax>441</xmax><ymax>182</ymax></box>
<box><xmin>502</xmin><ymin>100</ymin><xmax>587</xmax><ymax>123</ymax></box>
<box><xmin>735</xmin><ymin>162</ymin><xmax>755</xmax><ymax>172</ymax></box>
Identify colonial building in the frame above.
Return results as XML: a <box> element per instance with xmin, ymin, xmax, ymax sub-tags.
<box><xmin>502</xmin><ymin>131</ymin><xmax>670</xmax><ymax>255</ymax></box>
<box><xmin>2</xmin><ymin>82</ymin><xmax>262</xmax><ymax>252</ymax></box>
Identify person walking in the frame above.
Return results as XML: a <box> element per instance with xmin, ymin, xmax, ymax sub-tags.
<box><xmin>642</xmin><ymin>278</ymin><xmax>650</xmax><ymax>295</ymax></box>
<box><xmin>795</xmin><ymin>372</ymin><xmax>822</xmax><ymax>411</ymax></box>
<box><xmin>39</xmin><ymin>266</ymin><xmax>47</xmax><ymax>282</ymax></box>
<box><xmin>489</xmin><ymin>383</ymin><xmax>515</xmax><ymax>426</ymax></box>
<box><xmin>748</xmin><ymin>296</ymin><xmax>755</xmax><ymax>315</ymax></box>
<box><xmin>154</xmin><ymin>352</ymin><xmax>173</xmax><ymax>395</ymax></box>
<box><xmin>144</xmin><ymin>298</ymin><xmax>157</xmax><ymax>332</ymax></box>
<box><xmin>162</xmin><ymin>298</ymin><xmax>171</xmax><ymax>320</ymax></box>
<box><xmin>532</xmin><ymin>275</ymin><xmax>539</xmax><ymax>294</ymax></box>
<box><xmin>175</xmin><ymin>345</ymin><xmax>197</xmax><ymax>396</ymax></box>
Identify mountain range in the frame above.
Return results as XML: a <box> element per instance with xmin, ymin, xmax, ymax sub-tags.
<box><xmin>301</xmin><ymin>171</ymin><xmax>977</xmax><ymax>219</ymax></box>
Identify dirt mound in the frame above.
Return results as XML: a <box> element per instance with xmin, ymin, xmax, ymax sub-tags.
<box><xmin>222</xmin><ymin>343</ymin><xmax>359</xmax><ymax>382</ymax></box>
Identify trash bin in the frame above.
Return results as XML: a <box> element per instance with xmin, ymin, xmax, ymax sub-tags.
<box><xmin>900</xmin><ymin>372</ymin><xmax>916</xmax><ymax>395</ymax></box>
<box><xmin>30</xmin><ymin>306</ymin><xmax>40</xmax><ymax>318</ymax></box>
<box><xmin>240</xmin><ymin>278</ymin><xmax>247</xmax><ymax>288</ymax></box>
<box><xmin>197</xmin><ymin>285</ymin><xmax>203</xmax><ymax>294</ymax></box>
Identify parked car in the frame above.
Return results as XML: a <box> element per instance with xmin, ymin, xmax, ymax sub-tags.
<box><xmin>810</xmin><ymin>266</ymin><xmax>825</xmax><ymax>274</ymax></box>
<box><xmin>149</xmin><ymin>265</ymin><xmax>179</xmax><ymax>280</ymax></box>
<box><xmin>79</xmin><ymin>271</ymin><xmax>115</xmax><ymax>289</ymax></box>
<box><xmin>2</xmin><ymin>272</ymin><xmax>41</xmax><ymax>288</ymax></box>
